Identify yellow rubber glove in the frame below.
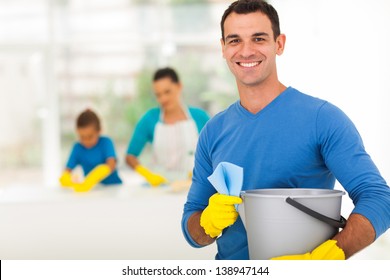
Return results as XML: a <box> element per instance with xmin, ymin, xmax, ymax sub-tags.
<box><xmin>271</xmin><ymin>240</ymin><xmax>345</xmax><ymax>260</ymax></box>
<box><xmin>73</xmin><ymin>164</ymin><xmax>111</xmax><ymax>192</ymax></box>
<box><xmin>135</xmin><ymin>165</ymin><xmax>168</xmax><ymax>187</ymax></box>
<box><xmin>200</xmin><ymin>193</ymin><xmax>242</xmax><ymax>238</ymax></box>
<box><xmin>59</xmin><ymin>170</ymin><xmax>73</xmax><ymax>187</ymax></box>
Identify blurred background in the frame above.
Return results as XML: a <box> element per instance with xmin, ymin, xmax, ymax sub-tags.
<box><xmin>0</xmin><ymin>0</ymin><xmax>238</xmax><ymax>186</ymax></box>
<box><xmin>0</xmin><ymin>0</ymin><xmax>389</xmax><ymax>259</ymax></box>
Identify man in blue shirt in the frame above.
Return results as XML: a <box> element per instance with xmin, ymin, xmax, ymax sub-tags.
<box><xmin>181</xmin><ymin>0</ymin><xmax>390</xmax><ymax>260</ymax></box>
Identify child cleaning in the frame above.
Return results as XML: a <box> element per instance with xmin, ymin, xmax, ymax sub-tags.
<box><xmin>59</xmin><ymin>109</ymin><xmax>122</xmax><ymax>192</ymax></box>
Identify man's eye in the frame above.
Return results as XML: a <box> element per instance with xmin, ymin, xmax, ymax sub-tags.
<box><xmin>254</xmin><ymin>37</ymin><xmax>265</xmax><ymax>42</ymax></box>
<box><xmin>228</xmin><ymin>39</ymin><xmax>240</xmax><ymax>44</ymax></box>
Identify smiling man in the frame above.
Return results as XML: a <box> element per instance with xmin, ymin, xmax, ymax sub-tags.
<box><xmin>221</xmin><ymin>10</ymin><xmax>285</xmax><ymax>106</ymax></box>
<box><xmin>181</xmin><ymin>0</ymin><xmax>390</xmax><ymax>260</ymax></box>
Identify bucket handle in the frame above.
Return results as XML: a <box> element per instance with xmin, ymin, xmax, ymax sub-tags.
<box><xmin>285</xmin><ymin>197</ymin><xmax>346</xmax><ymax>229</ymax></box>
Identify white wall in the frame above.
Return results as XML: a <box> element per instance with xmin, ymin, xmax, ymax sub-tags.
<box><xmin>275</xmin><ymin>0</ymin><xmax>390</xmax><ymax>185</ymax></box>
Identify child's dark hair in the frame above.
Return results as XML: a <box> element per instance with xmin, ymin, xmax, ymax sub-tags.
<box><xmin>153</xmin><ymin>67</ymin><xmax>180</xmax><ymax>83</ymax></box>
<box><xmin>76</xmin><ymin>109</ymin><xmax>101</xmax><ymax>131</ymax></box>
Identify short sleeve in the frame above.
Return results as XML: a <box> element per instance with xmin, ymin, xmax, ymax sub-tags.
<box><xmin>126</xmin><ymin>109</ymin><xmax>159</xmax><ymax>156</ymax></box>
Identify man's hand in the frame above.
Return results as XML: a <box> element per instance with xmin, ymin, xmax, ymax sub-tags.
<box><xmin>271</xmin><ymin>240</ymin><xmax>345</xmax><ymax>260</ymax></box>
<box><xmin>200</xmin><ymin>193</ymin><xmax>242</xmax><ymax>238</ymax></box>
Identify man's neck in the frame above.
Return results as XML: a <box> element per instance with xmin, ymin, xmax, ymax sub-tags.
<box><xmin>238</xmin><ymin>81</ymin><xmax>286</xmax><ymax>114</ymax></box>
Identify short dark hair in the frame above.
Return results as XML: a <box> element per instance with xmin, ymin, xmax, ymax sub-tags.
<box><xmin>153</xmin><ymin>67</ymin><xmax>180</xmax><ymax>83</ymax></box>
<box><xmin>76</xmin><ymin>109</ymin><xmax>101</xmax><ymax>131</ymax></box>
<box><xmin>220</xmin><ymin>0</ymin><xmax>281</xmax><ymax>41</ymax></box>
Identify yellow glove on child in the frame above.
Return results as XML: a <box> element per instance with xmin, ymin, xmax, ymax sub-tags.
<box><xmin>135</xmin><ymin>165</ymin><xmax>168</xmax><ymax>187</ymax></box>
<box><xmin>200</xmin><ymin>193</ymin><xmax>242</xmax><ymax>238</ymax></box>
<box><xmin>73</xmin><ymin>164</ymin><xmax>111</xmax><ymax>192</ymax></box>
<box><xmin>59</xmin><ymin>170</ymin><xmax>73</xmax><ymax>187</ymax></box>
<box><xmin>271</xmin><ymin>239</ymin><xmax>345</xmax><ymax>260</ymax></box>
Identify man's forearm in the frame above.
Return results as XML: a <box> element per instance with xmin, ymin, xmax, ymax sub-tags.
<box><xmin>333</xmin><ymin>213</ymin><xmax>375</xmax><ymax>259</ymax></box>
<box><xmin>187</xmin><ymin>211</ymin><xmax>216</xmax><ymax>246</ymax></box>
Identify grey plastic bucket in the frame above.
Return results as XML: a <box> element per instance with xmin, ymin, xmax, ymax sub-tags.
<box><xmin>239</xmin><ymin>188</ymin><xmax>346</xmax><ymax>260</ymax></box>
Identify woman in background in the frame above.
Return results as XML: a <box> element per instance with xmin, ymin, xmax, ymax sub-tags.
<box><xmin>126</xmin><ymin>67</ymin><xmax>210</xmax><ymax>187</ymax></box>
<box><xmin>60</xmin><ymin>109</ymin><xmax>122</xmax><ymax>192</ymax></box>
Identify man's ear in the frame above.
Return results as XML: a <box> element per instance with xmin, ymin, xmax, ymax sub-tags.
<box><xmin>220</xmin><ymin>38</ymin><xmax>226</xmax><ymax>58</ymax></box>
<box><xmin>276</xmin><ymin>34</ymin><xmax>286</xmax><ymax>56</ymax></box>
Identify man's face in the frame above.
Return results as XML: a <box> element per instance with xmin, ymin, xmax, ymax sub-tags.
<box><xmin>77</xmin><ymin>125</ymin><xmax>100</xmax><ymax>149</ymax></box>
<box><xmin>221</xmin><ymin>12</ymin><xmax>285</xmax><ymax>88</ymax></box>
<box><xmin>153</xmin><ymin>77</ymin><xmax>182</xmax><ymax>112</ymax></box>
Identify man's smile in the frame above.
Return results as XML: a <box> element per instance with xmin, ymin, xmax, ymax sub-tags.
<box><xmin>237</xmin><ymin>61</ymin><xmax>261</xmax><ymax>68</ymax></box>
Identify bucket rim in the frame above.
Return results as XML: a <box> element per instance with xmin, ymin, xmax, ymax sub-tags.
<box><xmin>240</xmin><ymin>188</ymin><xmax>345</xmax><ymax>198</ymax></box>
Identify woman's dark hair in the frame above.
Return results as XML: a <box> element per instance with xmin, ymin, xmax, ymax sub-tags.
<box><xmin>220</xmin><ymin>0</ymin><xmax>281</xmax><ymax>41</ymax></box>
<box><xmin>76</xmin><ymin>109</ymin><xmax>101</xmax><ymax>131</ymax></box>
<box><xmin>153</xmin><ymin>67</ymin><xmax>180</xmax><ymax>83</ymax></box>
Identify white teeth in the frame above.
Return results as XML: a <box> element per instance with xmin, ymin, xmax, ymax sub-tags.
<box><xmin>239</xmin><ymin>62</ymin><xmax>260</xmax><ymax>68</ymax></box>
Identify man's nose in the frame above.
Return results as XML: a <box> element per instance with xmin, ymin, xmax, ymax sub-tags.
<box><xmin>239</xmin><ymin>41</ymin><xmax>256</xmax><ymax>58</ymax></box>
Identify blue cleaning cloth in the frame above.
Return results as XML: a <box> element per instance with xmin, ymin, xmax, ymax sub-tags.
<box><xmin>207</xmin><ymin>162</ymin><xmax>243</xmax><ymax>197</ymax></box>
